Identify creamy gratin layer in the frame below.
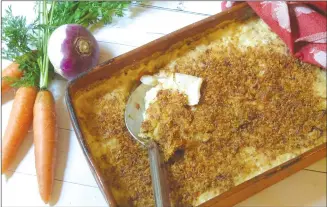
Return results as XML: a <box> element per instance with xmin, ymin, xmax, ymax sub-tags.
<box><xmin>72</xmin><ymin>17</ymin><xmax>326</xmax><ymax>207</ymax></box>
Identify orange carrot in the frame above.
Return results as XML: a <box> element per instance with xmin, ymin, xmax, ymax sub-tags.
<box><xmin>1</xmin><ymin>62</ymin><xmax>23</xmax><ymax>93</ymax></box>
<box><xmin>33</xmin><ymin>90</ymin><xmax>57</xmax><ymax>203</ymax></box>
<box><xmin>1</xmin><ymin>87</ymin><xmax>37</xmax><ymax>173</ymax></box>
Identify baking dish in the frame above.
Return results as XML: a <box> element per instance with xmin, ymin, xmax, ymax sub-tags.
<box><xmin>65</xmin><ymin>3</ymin><xmax>326</xmax><ymax>206</ymax></box>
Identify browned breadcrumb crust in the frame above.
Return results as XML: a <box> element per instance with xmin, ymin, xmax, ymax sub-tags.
<box><xmin>78</xmin><ymin>88</ymin><xmax>154</xmax><ymax>206</ymax></box>
<box><xmin>140</xmin><ymin>44</ymin><xmax>326</xmax><ymax>205</ymax></box>
<box><xmin>75</xmin><ymin>39</ymin><xmax>326</xmax><ymax>207</ymax></box>
<box><xmin>78</xmin><ymin>44</ymin><xmax>325</xmax><ymax>206</ymax></box>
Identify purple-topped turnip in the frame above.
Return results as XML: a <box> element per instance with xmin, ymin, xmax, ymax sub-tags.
<box><xmin>48</xmin><ymin>24</ymin><xmax>100</xmax><ymax>80</ymax></box>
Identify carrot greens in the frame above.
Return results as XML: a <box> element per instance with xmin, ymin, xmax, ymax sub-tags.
<box><xmin>37</xmin><ymin>0</ymin><xmax>55</xmax><ymax>89</ymax></box>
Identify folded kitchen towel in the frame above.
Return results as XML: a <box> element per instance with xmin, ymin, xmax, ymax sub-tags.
<box><xmin>221</xmin><ymin>1</ymin><xmax>327</xmax><ymax>69</ymax></box>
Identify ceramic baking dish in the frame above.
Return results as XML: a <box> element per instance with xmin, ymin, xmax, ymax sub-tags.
<box><xmin>65</xmin><ymin>3</ymin><xmax>326</xmax><ymax>206</ymax></box>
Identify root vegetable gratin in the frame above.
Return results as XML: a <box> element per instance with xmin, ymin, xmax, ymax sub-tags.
<box><xmin>72</xmin><ymin>17</ymin><xmax>326</xmax><ymax>207</ymax></box>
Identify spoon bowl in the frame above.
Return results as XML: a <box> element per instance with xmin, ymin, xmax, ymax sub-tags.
<box><xmin>125</xmin><ymin>83</ymin><xmax>152</xmax><ymax>146</ymax></box>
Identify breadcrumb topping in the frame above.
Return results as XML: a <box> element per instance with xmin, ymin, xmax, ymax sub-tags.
<box><xmin>73</xmin><ymin>18</ymin><xmax>326</xmax><ymax>207</ymax></box>
<box><xmin>141</xmin><ymin>44</ymin><xmax>326</xmax><ymax>205</ymax></box>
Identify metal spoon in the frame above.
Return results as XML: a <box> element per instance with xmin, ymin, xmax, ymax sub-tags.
<box><xmin>125</xmin><ymin>84</ymin><xmax>170</xmax><ymax>207</ymax></box>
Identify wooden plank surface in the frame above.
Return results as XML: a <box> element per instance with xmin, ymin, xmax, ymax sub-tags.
<box><xmin>1</xmin><ymin>1</ymin><xmax>326</xmax><ymax>206</ymax></box>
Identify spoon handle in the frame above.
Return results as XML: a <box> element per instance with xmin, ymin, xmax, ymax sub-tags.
<box><xmin>148</xmin><ymin>141</ymin><xmax>170</xmax><ymax>207</ymax></box>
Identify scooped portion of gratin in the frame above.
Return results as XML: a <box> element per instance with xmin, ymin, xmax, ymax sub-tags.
<box><xmin>72</xmin><ymin>17</ymin><xmax>326</xmax><ymax>207</ymax></box>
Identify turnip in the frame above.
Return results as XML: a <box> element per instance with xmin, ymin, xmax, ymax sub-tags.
<box><xmin>48</xmin><ymin>24</ymin><xmax>99</xmax><ymax>80</ymax></box>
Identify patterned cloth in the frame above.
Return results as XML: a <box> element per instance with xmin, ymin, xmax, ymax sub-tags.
<box><xmin>221</xmin><ymin>1</ymin><xmax>327</xmax><ymax>69</ymax></box>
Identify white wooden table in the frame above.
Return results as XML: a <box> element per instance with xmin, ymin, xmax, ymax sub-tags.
<box><xmin>1</xmin><ymin>1</ymin><xmax>326</xmax><ymax>206</ymax></box>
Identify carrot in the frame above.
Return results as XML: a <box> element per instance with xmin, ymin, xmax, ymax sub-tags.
<box><xmin>1</xmin><ymin>62</ymin><xmax>23</xmax><ymax>93</ymax></box>
<box><xmin>33</xmin><ymin>90</ymin><xmax>57</xmax><ymax>203</ymax></box>
<box><xmin>1</xmin><ymin>86</ymin><xmax>37</xmax><ymax>173</ymax></box>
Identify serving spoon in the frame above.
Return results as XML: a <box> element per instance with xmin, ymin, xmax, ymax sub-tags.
<box><xmin>125</xmin><ymin>84</ymin><xmax>170</xmax><ymax>207</ymax></box>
